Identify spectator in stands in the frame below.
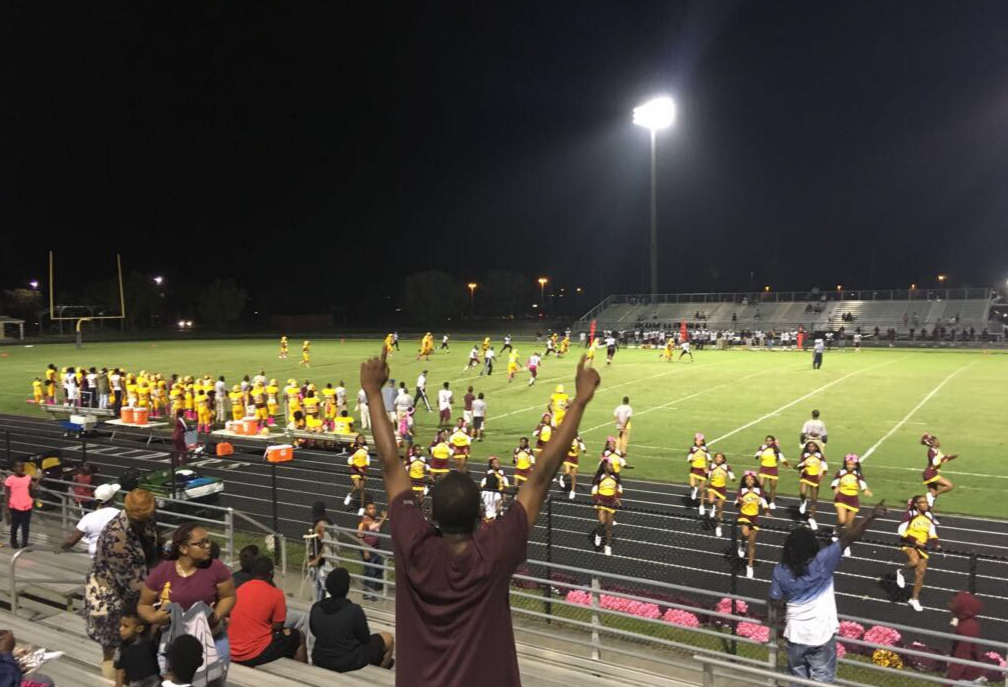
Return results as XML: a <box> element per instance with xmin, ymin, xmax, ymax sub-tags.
<box><xmin>0</xmin><ymin>629</ymin><xmax>54</xmax><ymax>687</ymax></box>
<box><xmin>310</xmin><ymin>568</ymin><xmax>394</xmax><ymax>672</ymax></box>
<box><xmin>71</xmin><ymin>463</ymin><xmax>96</xmax><ymax>514</ymax></box>
<box><xmin>946</xmin><ymin>591</ymin><xmax>985</xmax><ymax>683</ymax></box>
<box><xmin>138</xmin><ymin>523</ymin><xmax>236</xmax><ymax>669</ymax></box>
<box><xmin>360</xmin><ymin>349</ymin><xmax>599</xmax><ymax>685</ymax></box>
<box><xmin>769</xmin><ymin>501</ymin><xmax>887</xmax><ymax>684</ymax></box>
<box><xmin>308</xmin><ymin>501</ymin><xmax>335</xmax><ymax>601</ymax></box>
<box><xmin>114</xmin><ymin>605</ymin><xmax>160</xmax><ymax>687</ymax></box>
<box><xmin>85</xmin><ymin>489</ymin><xmax>160</xmax><ymax>679</ymax></box>
<box><xmin>231</xmin><ymin>544</ymin><xmax>259</xmax><ymax>588</ymax></box>
<box><xmin>163</xmin><ymin>634</ymin><xmax>203</xmax><ymax>687</ymax></box>
<box><xmin>381</xmin><ymin>379</ymin><xmax>397</xmax><ymax>425</ymax></box>
<box><xmin>59</xmin><ymin>482</ymin><xmax>121</xmax><ymax>556</ymax></box>
<box><xmin>358</xmin><ymin>500</ymin><xmax>388</xmax><ymax>600</ymax></box>
<box><xmin>229</xmin><ymin>556</ymin><xmax>306</xmax><ymax>666</ymax></box>
<box><xmin>4</xmin><ymin>459</ymin><xmax>40</xmax><ymax>549</ymax></box>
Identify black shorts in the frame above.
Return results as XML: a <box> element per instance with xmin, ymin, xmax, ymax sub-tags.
<box><xmin>236</xmin><ymin>628</ymin><xmax>302</xmax><ymax>667</ymax></box>
<box><xmin>473</xmin><ymin>416</ymin><xmax>484</xmax><ymax>430</ymax></box>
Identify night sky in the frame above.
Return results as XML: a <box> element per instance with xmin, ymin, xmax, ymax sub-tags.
<box><xmin>3</xmin><ymin>1</ymin><xmax>1007</xmax><ymax>315</ymax></box>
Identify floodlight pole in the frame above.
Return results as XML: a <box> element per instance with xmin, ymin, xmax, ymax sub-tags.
<box><xmin>649</xmin><ymin>129</ymin><xmax>658</xmax><ymax>298</ymax></box>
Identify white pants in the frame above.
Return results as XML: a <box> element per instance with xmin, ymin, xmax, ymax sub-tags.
<box><xmin>359</xmin><ymin>403</ymin><xmax>370</xmax><ymax>429</ymax></box>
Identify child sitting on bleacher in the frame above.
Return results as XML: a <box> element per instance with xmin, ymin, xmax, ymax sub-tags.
<box><xmin>162</xmin><ymin>635</ymin><xmax>202</xmax><ymax>687</ymax></box>
<box><xmin>114</xmin><ymin>607</ymin><xmax>160</xmax><ymax>687</ymax></box>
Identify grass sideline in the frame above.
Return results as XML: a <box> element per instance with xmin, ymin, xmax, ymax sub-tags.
<box><xmin>1</xmin><ymin>338</ymin><xmax>1006</xmax><ymax>518</ymax></box>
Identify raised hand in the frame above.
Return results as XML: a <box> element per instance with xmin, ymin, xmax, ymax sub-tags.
<box><xmin>360</xmin><ymin>347</ymin><xmax>390</xmax><ymax>392</ymax></box>
<box><xmin>871</xmin><ymin>500</ymin><xmax>887</xmax><ymax>518</ymax></box>
<box><xmin>574</xmin><ymin>356</ymin><xmax>600</xmax><ymax>404</ymax></box>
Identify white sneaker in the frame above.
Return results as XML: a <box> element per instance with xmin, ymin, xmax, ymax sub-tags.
<box><xmin>709</xmin><ymin>508</ymin><xmax>716</xmax><ymax>519</ymax></box>
<box><xmin>808</xmin><ymin>518</ymin><xmax>817</xmax><ymax>531</ymax></box>
<box><xmin>746</xmin><ymin>565</ymin><xmax>754</xmax><ymax>579</ymax></box>
<box><xmin>843</xmin><ymin>547</ymin><xmax>852</xmax><ymax>557</ymax></box>
<box><xmin>357</xmin><ymin>507</ymin><xmax>365</xmax><ymax>516</ymax></box>
<box><xmin>737</xmin><ymin>546</ymin><xmax>745</xmax><ymax>559</ymax></box>
<box><xmin>908</xmin><ymin>598</ymin><xmax>923</xmax><ymax>612</ymax></box>
<box><xmin>699</xmin><ymin>504</ymin><xmax>706</xmax><ymax>516</ymax></box>
<box><xmin>769</xmin><ymin>501</ymin><xmax>777</xmax><ymax>510</ymax></box>
<box><xmin>926</xmin><ymin>492</ymin><xmax>935</xmax><ymax>507</ymax></box>
<box><xmin>799</xmin><ymin>500</ymin><xmax>806</xmax><ymax>514</ymax></box>
<box><xmin>423</xmin><ymin>486</ymin><xmax>429</xmax><ymax>496</ymax></box>
<box><xmin>569</xmin><ymin>490</ymin><xmax>575</xmax><ymax>500</ymax></box>
<box><xmin>344</xmin><ymin>494</ymin><xmax>352</xmax><ymax>506</ymax></box>
<box><xmin>594</xmin><ymin>534</ymin><xmax>602</xmax><ymax>547</ymax></box>
<box><xmin>715</xmin><ymin>525</ymin><xmax>723</xmax><ymax>537</ymax></box>
<box><xmin>604</xmin><ymin>545</ymin><xmax>612</xmax><ymax>557</ymax></box>
<box><xmin>558</xmin><ymin>475</ymin><xmax>565</xmax><ymax>489</ymax></box>
<box><xmin>896</xmin><ymin>569</ymin><xmax>906</xmax><ymax>589</ymax></box>
<box><xmin>691</xmin><ymin>487</ymin><xmax>698</xmax><ymax>500</ymax></box>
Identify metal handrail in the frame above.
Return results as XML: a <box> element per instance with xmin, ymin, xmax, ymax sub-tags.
<box><xmin>8</xmin><ymin>546</ymin><xmax>88</xmax><ymax>616</ymax></box>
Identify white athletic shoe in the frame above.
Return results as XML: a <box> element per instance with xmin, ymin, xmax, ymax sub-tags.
<box><xmin>357</xmin><ymin>507</ymin><xmax>365</xmax><ymax>516</ymax></box>
<box><xmin>715</xmin><ymin>525</ymin><xmax>723</xmax><ymax>538</ymax></box>
<box><xmin>709</xmin><ymin>508</ymin><xmax>716</xmax><ymax>519</ymax></box>
<box><xmin>896</xmin><ymin>569</ymin><xmax>906</xmax><ymax>589</ymax></box>
<box><xmin>926</xmin><ymin>492</ymin><xmax>935</xmax><ymax>507</ymax></box>
<box><xmin>569</xmin><ymin>490</ymin><xmax>576</xmax><ymax>500</ymax></box>
<box><xmin>843</xmin><ymin>547</ymin><xmax>852</xmax><ymax>557</ymax></box>
<box><xmin>344</xmin><ymin>494</ymin><xmax>352</xmax><ymax>506</ymax></box>
<box><xmin>423</xmin><ymin>486</ymin><xmax>429</xmax><ymax>496</ymax></box>
<box><xmin>699</xmin><ymin>504</ymin><xmax>706</xmax><ymax>516</ymax></box>
<box><xmin>558</xmin><ymin>475</ymin><xmax>565</xmax><ymax>489</ymax></box>
<box><xmin>737</xmin><ymin>546</ymin><xmax>745</xmax><ymax>559</ymax></box>
<box><xmin>691</xmin><ymin>487</ymin><xmax>698</xmax><ymax>500</ymax></box>
<box><xmin>769</xmin><ymin>501</ymin><xmax>777</xmax><ymax>511</ymax></box>
<box><xmin>808</xmin><ymin>518</ymin><xmax>817</xmax><ymax>531</ymax></box>
<box><xmin>746</xmin><ymin>565</ymin><xmax>754</xmax><ymax>579</ymax></box>
<box><xmin>604</xmin><ymin>545</ymin><xmax>612</xmax><ymax>557</ymax></box>
<box><xmin>908</xmin><ymin>598</ymin><xmax>923</xmax><ymax>612</ymax></box>
<box><xmin>594</xmin><ymin>534</ymin><xmax>602</xmax><ymax>547</ymax></box>
<box><xmin>799</xmin><ymin>500</ymin><xmax>807</xmax><ymax>514</ymax></box>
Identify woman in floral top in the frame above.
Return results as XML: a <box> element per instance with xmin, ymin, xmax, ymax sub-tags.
<box><xmin>83</xmin><ymin>489</ymin><xmax>159</xmax><ymax>679</ymax></box>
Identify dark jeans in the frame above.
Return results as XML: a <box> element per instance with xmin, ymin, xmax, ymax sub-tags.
<box><xmin>10</xmin><ymin>508</ymin><xmax>31</xmax><ymax>547</ymax></box>
<box><xmin>362</xmin><ymin>551</ymin><xmax>384</xmax><ymax>593</ymax></box>
<box><xmin>786</xmin><ymin>637</ymin><xmax>836</xmax><ymax>686</ymax></box>
<box><xmin>813</xmin><ymin>352</ymin><xmax>823</xmax><ymax>369</ymax></box>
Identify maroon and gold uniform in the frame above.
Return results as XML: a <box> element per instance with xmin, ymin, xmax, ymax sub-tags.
<box><xmin>830</xmin><ymin>469</ymin><xmax>868</xmax><ymax>513</ymax></box>
<box><xmin>922</xmin><ymin>446</ymin><xmax>950</xmax><ymax>485</ymax></box>
<box><xmin>706</xmin><ymin>462</ymin><xmax>735</xmax><ymax>501</ymax></box>
<box><xmin>735</xmin><ymin>487</ymin><xmax>768</xmax><ymax>530</ymax></box>
<box><xmin>798</xmin><ymin>450</ymin><xmax>827</xmax><ymax>488</ymax></box>
<box><xmin>513</xmin><ymin>446</ymin><xmax>535</xmax><ymax>482</ymax></box>
<box><xmin>688</xmin><ymin>445</ymin><xmax>710</xmax><ymax>478</ymax></box>
<box><xmin>592</xmin><ymin>473</ymin><xmax>622</xmax><ymax>514</ymax></box>
<box><xmin>899</xmin><ymin>512</ymin><xmax>939</xmax><ymax>560</ymax></box>
<box><xmin>429</xmin><ymin>440</ymin><xmax>451</xmax><ymax>475</ymax></box>
<box><xmin>348</xmin><ymin>446</ymin><xmax>370</xmax><ymax>481</ymax></box>
<box><xmin>564</xmin><ymin>437</ymin><xmax>585</xmax><ymax>470</ymax></box>
<box><xmin>755</xmin><ymin>443</ymin><xmax>784</xmax><ymax>480</ymax></box>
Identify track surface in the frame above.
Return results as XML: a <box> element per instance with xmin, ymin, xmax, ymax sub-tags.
<box><xmin>3</xmin><ymin>412</ymin><xmax>1007</xmax><ymax>646</ymax></box>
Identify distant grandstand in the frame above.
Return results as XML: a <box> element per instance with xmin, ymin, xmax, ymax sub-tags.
<box><xmin>578</xmin><ymin>287</ymin><xmax>1002</xmax><ymax>343</ymax></box>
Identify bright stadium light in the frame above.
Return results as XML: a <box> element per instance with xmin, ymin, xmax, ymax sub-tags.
<box><xmin>467</xmin><ymin>282</ymin><xmax>477</xmax><ymax>317</ymax></box>
<box><xmin>633</xmin><ymin>97</ymin><xmax>676</xmax><ymax>131</ymax></box>
<box><xmin>537</xmin><ymin>277</ymin><xmax>548</xmax><ymax>306</ymax></box>
<box><xmin>29</xmin><ymin>280</ymin><xmax>39</xmax><ymax>289</ymax></box>
<box><xmin>153</xmin><ymin>276</ymin><xmax>163</xmax><ymax>285</ymax></box>
<box><xmin>937</xmin><ymin>274</ymin><xmax>947</xmax><ymax>283</ymax></box>
<box><xmin>177</xmin><ymin>320</ymin><xmax>186</xmax><ymax>328</ymax></box>
<box><xmin>185</xmin><ymin>320</ymin><xmax>193</xmax><ymax>327</ymax></box>
<box><xmin>633</xmin><ymin>96</ymin><xmax>676</xmax><ymax>298</ymax></box>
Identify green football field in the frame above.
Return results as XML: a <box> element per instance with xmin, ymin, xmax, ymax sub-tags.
<box><xmin>1</xmin><ymin>338</ymin><xmax>1006</xmax><ymax>518</ymax></box>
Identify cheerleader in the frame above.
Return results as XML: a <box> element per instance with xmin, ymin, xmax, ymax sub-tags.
<box><xmin>344</xmin><ymin>435</ymin><xmax>370</xmax><ymax>515</ymax></box>
<box><xmin>796</xmin><ymin>441</ymin><xmax>827</xmax><ymax>530</ymax></box>
<box><xmin>512</xmin><ymin>437</ymin><xmax>535</xmax><ymax>491</ymax></box>
<box><xmin>920</xmin><ymin>433</ymin><xmax>958</xmax><ymax>507</ymax></box>
<box><xmin>597</xmin><ymin>437</ymin><xmax>627</xmax><ymax>477</ymax></box>
<box><xmin>428</xmin><ymin>430</ymin><xmax>452</xmax><ymax>483</ymax></box>
<box><xmin>405</xmin><ymin>444</ymin><xmax>429</xmax><ymax>504</ymax></box>
<box><xmin>591</xmin><ymin>459</ymin><xmax>623</xmax><ymax>556</ymax></box>
<box><xmin>532</xmin><ymin>413</ymin><xmax>554</xmax><ymax>456</ymax></box>
<box><xmin>449</xmin><ymin>419</ymin><xmax>472</xmax><ymax>474</ymax></box>
<box><xmin>480</xmin><ymin>456</ymin><xmax>510</xmax><ymax>521</ymax></box>
<box><xmin>830</xmin><ymin>454</ymin><xmax>872</xmax><ymax>556</ymax></box>
<box><xmin>558</xmin><ymin>435</ymin><xmax>585</xmax><ymax>500</ymax></box>
<box><xmin>688</xmin><ymin>433</ymin><xmax>711</xmax><ymax>505</ymax></box>
<box><xmin>704</xmin><ymin>452</ymin><xmax>735</xmax><ymax>537</ymax></box>
<box><xmin>896</xmin><ymin>495</ymin><xmax>940</xmax><ymax>612</ymax></box>
<box><xmin>754</xmin><ymin>435</ymin><xmax>789</xmax><ymax>509</ymax></box>
<box><xmin>735</xmin><ymin>472</ymin><xmax>769</xmax><ymax>578</ymax></box>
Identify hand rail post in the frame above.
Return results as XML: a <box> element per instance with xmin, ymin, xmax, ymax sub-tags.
<box><xmin>225</xmin><ymin>507</ymin><xmax>235</xmax><ymax>568</ymax></box>
<box><xmin>545</xmin><ymin>496</ymin><xmax>553</xmax><ymax>622</ymax></box>
<box><xmin>590</xmin><ymin>576</ymin><xmax>601</xmax><ymax>661</ymax></box>
<box><xmin>278</xmin><ymin>534</ymin><xmax>288</xmax><ymax>586</ymax></box>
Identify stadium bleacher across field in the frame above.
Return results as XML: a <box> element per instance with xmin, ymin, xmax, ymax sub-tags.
<box><xmin>580</xmin><ymin>288</ymin><xmax>998</xmax><ymax>338</ymax></box>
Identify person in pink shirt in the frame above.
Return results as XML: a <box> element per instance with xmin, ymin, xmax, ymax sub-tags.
<box><xmin>4</xmin><ymin>459</ymin><xmax>41</xmax><ymax>548</ymax></box>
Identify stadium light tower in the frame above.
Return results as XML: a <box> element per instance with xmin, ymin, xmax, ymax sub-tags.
<box><xmin>467</xmin><ymin>282</ymin><xmax>477</xmax><ymax>317</ymax></box>
<box><xmin>633</xmin><ymin>96</ymin><xmax>676</xmax><ymax>298</ymax></box>
<box><xmin>537</xmin><ymin>277</ymin><xmax>548</xmax><ymax>307</ymax></box>
<box><xmin>153</xmin><ymin>276</ymin><xmax>163</xmax><ymax>285</ymax></box>
<box><xmin>29</xmin><ymin>280</ymin><xmax>39</xmax><ymax>290</ymax></box>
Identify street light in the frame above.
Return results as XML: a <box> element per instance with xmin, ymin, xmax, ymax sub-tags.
<box><xmin>633</xmin><ymin>96</ymin><xmax>676</xmax><ymax>297</ymax></box>
<box><xmin>153</xmin><ymin>276</ymin><xmax>163</xmax><ymax>285</ymax></box>
<box><xmin>467</xmin><ymin>282</ymin><xmax>477</xmax><ymax>317</ymax></box>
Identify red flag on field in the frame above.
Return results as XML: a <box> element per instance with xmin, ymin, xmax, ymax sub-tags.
<box><xmin>589</xmin><ymin>319</ymin><xmax>597</xmax><ymax>344</ymax></box>
<box><xmin>680</xmin><ymin>320</ymin><xmax>688</xmax><ymax>342</ymax></box>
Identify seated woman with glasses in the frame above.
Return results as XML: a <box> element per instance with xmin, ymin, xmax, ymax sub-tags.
<box><xmin>138</xmin><ymin>523</ymin><xmax>236</xmax><ymax>670</ymax></box>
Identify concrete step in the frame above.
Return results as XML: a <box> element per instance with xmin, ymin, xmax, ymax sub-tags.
<box><xmin>259</xmin><ymin>657</ymin><xmax>382</xmax><ymax>686</ymax></box>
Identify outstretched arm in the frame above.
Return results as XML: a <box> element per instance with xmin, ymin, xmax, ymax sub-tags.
<box><xmin>838</xmin><ymin>501</ymin><xmax>886</xmax><ymax>549</ymax></box>
<box><xmin>361</xmin><ymin>348</ymin><xmax>411</xmax><ymax>503</ymax></box>
<box><xmin>517</xmin><ymin>356</ymin><xmax>599</xmax><ymax>530</ymax></box>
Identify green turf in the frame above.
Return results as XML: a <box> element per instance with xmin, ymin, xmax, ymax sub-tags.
<box><xmin>2</xmin><ymin>338</ymin><xmax>1006</xmax><ymax>518</ymax></box>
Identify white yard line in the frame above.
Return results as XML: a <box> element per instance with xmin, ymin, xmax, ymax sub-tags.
<box><xmin>860</xmin><ymin>361</ymin><xmax>977</xmax><ymax>462</ymax></box>
<box><xmin>708</xmin><ymin>357</ymin><xmax>906</xmax><ymax>447</ymax></box>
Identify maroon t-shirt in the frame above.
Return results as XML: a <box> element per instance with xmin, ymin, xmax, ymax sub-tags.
<box><xmin>144</xmin><ymin>558</ymin><xmax>231</xmax><ymax>611</ymax></box>
<box><xmin>463</xmin><ymin>393</ymin><xmax>475</xmax><ymax>411</ymax></box>
<box><xmin>390</xmin><ymin>491</ymin><xmax>528</xmax><ymax>687</ymax></box>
